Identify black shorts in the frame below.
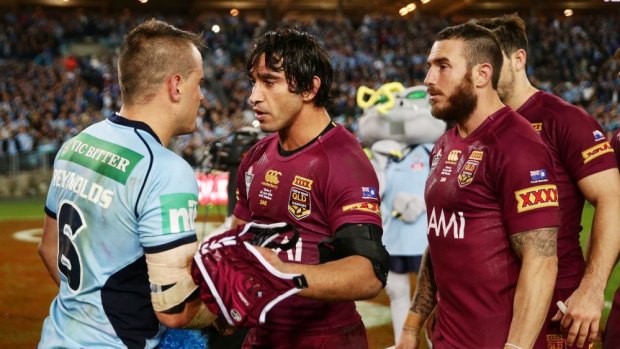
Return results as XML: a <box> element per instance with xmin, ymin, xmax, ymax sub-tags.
<box><xmin>389</xmin><ymin>255</ymin><xmax>422</xmax><ymax>274</ymax></box>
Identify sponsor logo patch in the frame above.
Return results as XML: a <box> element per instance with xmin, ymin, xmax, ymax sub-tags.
<box><xmin>532</xmin><ymin>122</ymin><xmax>543</xmax><ymax>132</ymax></box>
<box><xmin>446</xmin><ymin>150</ymin><xmax>461</xmax><ymax>165</ymax></box>
<box><xmin>288</xmin><ymin>187</ymin><xmax>311</xmax><ymax>219</ymax></box>
<box><xmin>514</xmin><ymin>184</ymin><xmax>559</xmax><ymax>213</ymax></box>
<box><xmin>430</xmin><ymin>149</ymin><xmax>442</xmax><ymax>171</ymax></box>
<box><xmin>262</xmin><ymin>169</ymin><xmax>281</xmax><ymax>189</ymax></box>
<box><xmin>342</xmin><ymin>202</ymin><xmax>380</xmax><ymax>215</ymax></box>
<box><xmin>581</xmin><ymin>141</ymin><xmax>613</xmax><ymax>164</ymax></box>
<box><xmin>160</xmin><ymin>193</ymin><xmax>198</xmax><ymax>234</ymax></box>
<box><xmin>362</xmin><ymin>186</ymin><xmax>378</xmax><ymax>199</ymax></box>
<box><xmin>469</xmin><ymin>150</ymin><xmax>484</xmax><ymax>161</ymax></box>
<box><xmin>292</xmin><ymin>175</ymin><xmax>313</xmax><ymax>190</ymax></box>
<box><xmin>411</xmin><ymin>161</ymin><xmax>425</xmax><ymax>171</ymax></box>
<box><xmin>530</xmin><ymin>169</ymin><xmax>548</xmax><ymax>183</ymax></box>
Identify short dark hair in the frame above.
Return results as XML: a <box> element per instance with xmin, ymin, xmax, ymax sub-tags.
<box><xmin>118</xmin><ymin>19</ymin><xmax>205</xmax><ymax>105</ymax></box>
<box><xmin>472</xmin><ymin>14</ymin><xmax>528</xmax><ymax>56</ymax></box>
<box><xmin>436</xmin><ymin>22</ymin><xmax>503</xmax><ymax>89</ymax></box>
<box><xmin>246</xmin><ymin>27</ymin><xmax>333</xmax><ymax>108</ymax></box>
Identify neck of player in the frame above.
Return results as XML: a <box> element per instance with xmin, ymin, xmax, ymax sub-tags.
<box><xmin>279</xmin><ymin>105</ymin><xmax>331</xmax><ymax>152</ymax></box>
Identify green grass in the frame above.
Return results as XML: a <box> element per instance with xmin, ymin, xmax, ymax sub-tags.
<box><xmin>0</xmin><ymin>196</ymin><xmax>47</xmax><ymax>220</ymax></box>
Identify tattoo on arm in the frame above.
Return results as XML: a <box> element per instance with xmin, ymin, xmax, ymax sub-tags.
<box><xmin>410</xmin><ymin>250</ymin><xmax>437</xmax><ymax>317</ymax></box>
<box><xmin>510</xmin><ymin>227</ymin><xmax>557</xmax><ymax>259</ymax></box>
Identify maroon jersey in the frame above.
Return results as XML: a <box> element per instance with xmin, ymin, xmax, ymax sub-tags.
<box><xmin>517</xmin><ymin>91</ymin><xmax>617</xmax><ymax>288</ymax></box>
<box><xmin>604</xmin><ymin>288</ymin><xmax>620</xmax><ymax>349</ymax></box>
<box><xmin>426</xmin><ymin>107</ymin><xmax>560</xmax><ymax>348</ymax></box>
<box><xmin>234</xmin><ymin>124</ymin><xmax>381</xmax><ymax>332</ymax></box>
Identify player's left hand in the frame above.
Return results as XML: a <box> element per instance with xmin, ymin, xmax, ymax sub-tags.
<box><xmin>551</xmin><ymin>285</ymin><xmax>604</xmax><ymax>347</ymax></box>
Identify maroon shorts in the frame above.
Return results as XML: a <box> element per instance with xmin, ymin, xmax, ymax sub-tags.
<box><xmin>603</xmin><ymin>288</ymin><xmax>620</xmax><ymax>349</ymax></box>
<box><xmin>242</xmin><ymin>321</ymin><xmax>368</xmax><ymax>349</ymax></box>
<box><xmin>535</xmin><ymin>286</ymin><xmax>592</xmax><ymax>349</ymax></box>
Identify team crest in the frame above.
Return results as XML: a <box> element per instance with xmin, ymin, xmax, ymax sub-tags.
<box><xmin>457</xmin><ymin>160</ymin><xmax>478</xmax><ymax>187</ymax></box>
<box><xmin>288</xmin><ymin>187</ymin><xmax>311</xmax><ymax>220</ymax></box>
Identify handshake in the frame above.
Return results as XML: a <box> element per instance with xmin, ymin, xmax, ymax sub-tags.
<box><xmin>191</xmin><ymin>222</ymin><xmax>308</xmax><ymax>329</ymax></box>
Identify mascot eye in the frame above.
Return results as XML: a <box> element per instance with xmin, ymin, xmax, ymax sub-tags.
<box><xmin>377</xmin><ymin>95</ymin><xmax>389</xmax><ymax>104</ymax></box>
<box><xmin>406</xmin><ymin>90</ymin><xmax>427</xmax><ymax>100</ymax></box>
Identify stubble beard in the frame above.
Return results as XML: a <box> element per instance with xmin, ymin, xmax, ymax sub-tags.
<box><xmin>430</xmin><ymin>73</ymin><xmax>478</xmax><ymax>125</ymax></box>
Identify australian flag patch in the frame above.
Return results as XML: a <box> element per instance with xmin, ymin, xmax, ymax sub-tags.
<box><xmin>530</xmin><ymin>169</ymin><xmax>548</xmax><ymax>183</ymax></box>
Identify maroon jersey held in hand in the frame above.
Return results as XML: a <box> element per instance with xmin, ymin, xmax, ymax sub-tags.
<box><xmin>517</xmin><ymin>91</ymin><xmax>618</xmax><ymax>289</ymax></box>
<box><xmin>425</xmin><ymin>107</ymin><xmax>560</xmax><ymax>349</ymax></box>
<box><xmin>234</xmin><ymin>124</ymin><xmax>381</xmax><ymax>333</ymax></box>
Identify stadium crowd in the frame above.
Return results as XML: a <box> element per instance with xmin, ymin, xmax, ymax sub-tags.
<box><xmin>0</xmin><ymin>8</ymin><xmax>619</xmax><ymax>169</ymax></box>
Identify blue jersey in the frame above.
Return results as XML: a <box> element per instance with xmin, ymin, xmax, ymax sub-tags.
<box><xmin>40</xmin><ymin>113</ymin><xmax>199</xmax><ymax>349</ymax></box>
<box><xmin>381</xmin><ymin>144</ymin><xmax>432</xmax><ymax>256</ymax></box>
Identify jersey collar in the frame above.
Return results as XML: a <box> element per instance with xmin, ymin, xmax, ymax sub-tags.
<box><xmin>108</xmin><ymin>113</ymin><xmax>162</xmax><ymax>145</ymax></box>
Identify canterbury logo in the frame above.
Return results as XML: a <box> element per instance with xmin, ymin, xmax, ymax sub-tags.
<box><xmin>264</xmin><ymin>170</ymin><xmax>282</xmax><ymax>185</ymax></box>
<box><xmin>581</xmin><ymin>141</ymin><xmax>613</xmax><ymax>164</ymax></box>
<box><xmin>514</xmin><ymin>185</ymin><xmax>559</xmax><ymax>213</ymax></box>
<box><xmin>446</xmin><ymin>150</ymin><xmax>461</xmax><ymax>163</ymax></box>
<box><xmin>532</xmin><ymin>123</ymin><xmax>542</xmax><ymax>132</ymax></box>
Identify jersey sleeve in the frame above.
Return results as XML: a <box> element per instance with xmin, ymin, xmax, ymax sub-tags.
<box><xmin>137</xmin><ymin>155</ymin><xmax>199</xmax><ymax>251</ymax></box>
<box><xmin>45</xmin><ymin>142</ymin><xmax>71</xmax><ymax>218</ymax></box>
<box><xmin>553</xmin><ymin>106</ymin><xmax>617</xmax><ymax>181</ymax></box>
<box><xmin>495</xmin><ymin>131</ymin><xmax>560</xmax><ymax>235</ymax></box>
<box><xmin>323</xmin><ymin>141</ymin><xmax>382</xmax><ymax>232</ymax></box>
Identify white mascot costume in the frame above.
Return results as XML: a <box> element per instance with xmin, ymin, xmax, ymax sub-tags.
<box><xmin>357</xmin><ymin>82</ymin><xmax>445</xmax><ymax>347</ymax></box>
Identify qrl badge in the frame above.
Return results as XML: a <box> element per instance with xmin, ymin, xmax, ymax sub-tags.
<box><xmin>457</xmin><ymin>160</ymin><xmax>479</xmax><ymax>187</ymax></box>
<box><xmin>288</xmin><ymin>187</ymin><xmax>311</xmax><ymax>220</ymax></box>
<box><xmin>546</xmin><ymin>334</ymin><xmax>566</xmax><ymax>349</ymax></box>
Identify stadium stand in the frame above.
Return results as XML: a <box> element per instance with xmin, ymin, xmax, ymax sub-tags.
<box><xmin>0</xmin><ymin>8</ymin><xmax>618</xmax><ymax>197</ymax></box>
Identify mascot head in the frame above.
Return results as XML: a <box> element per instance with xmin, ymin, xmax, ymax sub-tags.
<box><xmin>356</xmin><ymin>82</ymin><xmax>446</xmax><ymax>145</ymax></box>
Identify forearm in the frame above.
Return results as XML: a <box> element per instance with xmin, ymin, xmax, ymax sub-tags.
<box><xmin>507</xmin><ymin>255</ymin><xmax>557</xmax><ymax>349</ymax></box>
<box><xmin>406</xmin><ymin>248</ymin><xmax>436</xmax><ymax>330</ymax></box>
<box><xmin>39</xmin><ymin>215</ymin><xmax>60</xmax><ymax>286</ymax></box>
<box><xmin>38</xmin><ymin>247</ymin><xmax>61</xmax><ymax>286</ymax></box>
<box><xmin>579</xmin><ymin>169</ymin><xmax>620</xmax><ymax>292</ymax></box>
<box><xmin>582</xmin><ymin>197</ymin><xmax>620</xmax><ymax>292</ymax></box>
<box><xmin>282</xmin><ymin>255</ymin><xmax>383</xmax><ymax>301</ymax></box>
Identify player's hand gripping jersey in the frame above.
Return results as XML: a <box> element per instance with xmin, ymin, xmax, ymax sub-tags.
<box><xmin>192</xmin><ymin>222</ymin><xmax>308</xmax><ymax>328</ymax></box>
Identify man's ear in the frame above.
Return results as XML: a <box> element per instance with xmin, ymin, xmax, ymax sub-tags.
<box><xmin>513</xmin><ymin>49</ymin><xmax>527</xmax><ymax>72</ymax></box>
<box><xmin>474</xmin><ymin>63</ymin><xmax>493</xmax><ymax>88</ymax></box>
<box><xmin>168</xmin><ymin>74</ymin><xmax>182</xmax><ymax>102</ymax></box>
<box><xmin>301</xmin><ymin>76</ymin><xmax>321</xmax><ymax>103</ymax></box>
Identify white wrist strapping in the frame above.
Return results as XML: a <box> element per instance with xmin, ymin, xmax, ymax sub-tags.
<box><xmin>504</xmin><ymin>343</ymin><xmax>523</xmax><ymax>349</ymax></box>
